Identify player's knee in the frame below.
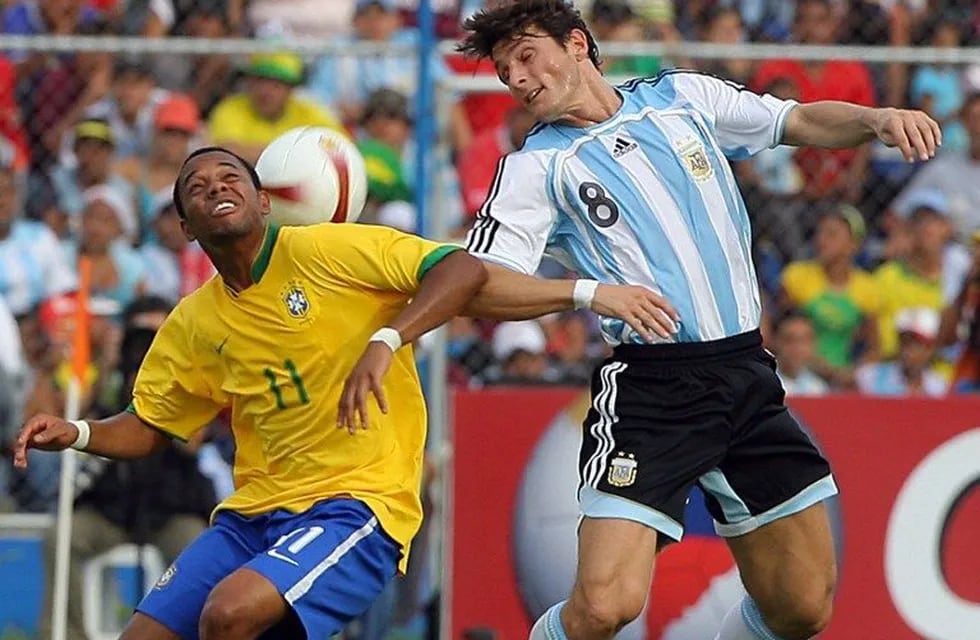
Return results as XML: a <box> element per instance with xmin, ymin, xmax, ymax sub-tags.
<box><xmin>199</xmin><ymin>593</ymin><xmax>257</xmax><ymax>639</ymax></box>
<box><xmin>762</xmin><ymin>581</ymin><xmax>834</xmax><ymax>639</ymax></box>
<box><xmin>568</xmin><ymin>576</ymin><xmax>647</xmax><ymax>636</ymax></box>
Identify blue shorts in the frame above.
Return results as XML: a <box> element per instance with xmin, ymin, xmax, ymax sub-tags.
<box><xmin>137</xmin><ymin>499</ymin><xmax>400</xmax><ymax>639</ymax></box>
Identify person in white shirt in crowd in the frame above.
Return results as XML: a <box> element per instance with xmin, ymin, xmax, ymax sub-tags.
<box><xmin>0</xmin><ymin>139</ymin><xmax>76</xmax><ymax>317</ymax></box>
<box><xmin>856</xmin><ymin>307</ymin><xmax>948</xmax><ymax>397</ymax></box>
<box><xmin>773</xmin><ymin>311</ymin><xmax>830</xmax><ymax>396</ymax></box>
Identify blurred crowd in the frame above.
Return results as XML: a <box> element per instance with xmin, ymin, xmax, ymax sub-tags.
<box><xmin>3</xmin><ymin>0</ymin><xmax>980</xmax><ymax>637</ymax></box>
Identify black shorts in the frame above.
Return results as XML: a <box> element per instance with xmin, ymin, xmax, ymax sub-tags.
<box><xmin>578</xmin><ymin>330</ymin><xmax>836</xmax><ymax>543</ymax></box>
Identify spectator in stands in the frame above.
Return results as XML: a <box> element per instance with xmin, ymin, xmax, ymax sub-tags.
<box><xmin>697</xmin><ymin>5</ymin><xmax>753</xmax><ymax>85</ymax></box>
<box><xmin>306</xmin><ymin>0</ymin><xmax>472</xmax><ymax>151</ymax></box>
<box><xmin>38</xmin><ymin>296</ymin><xmax>217</xmax><ymax>640</ymax></box>
<box><xmin>875</xmin><ymin>188</ymin><xmax>969</xmax><ymax>361</ymax></box>
<box><xmin>752</xmin><ymin>0</ymin><xmax>876</xmax><ymax>203</ymax></box>
<box><xmin>68</xmin><ymin>186</ymin><xmax>147</xmax><ymax>312</ymax></box>
<box><xmin>486</xmin><ymin>320</ymin><xmax>564</xmax><ymax>385</ymax></box>
<box><xmin>247</xmin><ymin>0</ymin><xmax>354</xmax><ymax>39</ymax></box>
<box><xmin>0</xmin><ymin>146</ymin><xmax>76</xmax><ymax>318</ymax></box>
<box><xmin>9</xmin><ymin>12</ymin><xmax>113</xmax><ymax>174</ymax></box>
<box><xmin>941</xmin><ymin>230</ymin><xmax>980</xmax><ymax>392</ymax></box>
<box><xmin>150</xmin><ymin>0</ymin><xmax>236</xmax><ymax>117</ymax></box>
<box><xmin>538</xmin><ymin>311</ymin><xmax>596</xmax><ymax>385</ymax></box>
<box><xmin>589</xmin><ymin>0</ymin><xmax>662</xmax><ymax>78</ymax></box>
<box><xmin>79</xmin><ymin>58</ymin><xmax>171</xmax><ymax>161</ymax></box>
<box><xmin>458</xmin><ymin>105</ymin><xmax>536</xmax><ymax>219</ymax></box>
<box><xmin>104</xmin><ymin>0</ymin><xmax>178</xmax><ymax>36</ymax></box>
<box><xmin>358</xmin><ymin>88</ymin><xmax>414</xmax><ymax>211</ymax></box>
<box><xmin>140</xmin><ymin>198</ymin><xmax>214</xmax><ymax>304</ymax></box>
<box><xmin>856</xmin><ymin>306</ymin><xmax>948</xmax><ymax>396</ymax></box>
<box><xmin>772</xmin><ymin>311</ymin><xmax>830</xmax><ymax>395</ymax></box>
<box><xmin>891</xmin><ymin>93</ymin><xmax>980</xmax><ymax>241</ymax></box>
<box><xmin>0</xmin><ymin>57</ymin><xmax>29</xmax><ymax>172</ymax></box>
<box><xmin>51</xmin><ymin>119</ymin><xmax>135</xmax><ymax>219</ymax></box>
<box><xmin>781</xmin><ymin>205</ymin><xmax>881</xmax><ymax>388</ymax></box>
<box><xmin>208</xmin><ymin>52</ymin><xmax>346</xmax><ymax>163</ymax></box>
<box><xmin>0</xmin><ymin>294</ymin><xmax>25</xmax><ymax>510</ymax></box>
<box><xmin>910</xmin><ymin>19</ymin><xmax>968</xmax><ymax>154</ymax></box>
<box><xmin>117</xmin><ymin>93</ymin><xmax>200</xmax><ymax>239</ymax></box>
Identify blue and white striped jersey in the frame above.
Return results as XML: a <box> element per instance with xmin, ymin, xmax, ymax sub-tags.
<box><xmin>466</xmin><ymin>71</ymin><xmax>797</xmax><ymax>344</ymax></box>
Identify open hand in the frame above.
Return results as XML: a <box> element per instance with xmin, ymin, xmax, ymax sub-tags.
<box><xmin>591</xmin><ymin>284</ymin><xmax>680</xmax><ymax>342</ymax></box>
<box><xmin>872</xmin><ymin>108</ymin><xmax>942</xmax><ymax>163</ymax></box>
<box><xmin>337</xmin><ymin>343</ymin><xmax>394</xmax><ymax>435</ymax></box>
<box><xmin>13</xmin><ymin>414</ymin><xmax>78</xmax><ymax>469</ymax></box>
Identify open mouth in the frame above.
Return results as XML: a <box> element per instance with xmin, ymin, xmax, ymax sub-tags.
<box><xmin>212</xmin><ymin>200</ymin><xmax>237</xmax><ymax>217</ymax></box>
<box><xmin>526</xmin><ymin>88</ymin><xmax>543</xmax><ymax>104</ymax></box>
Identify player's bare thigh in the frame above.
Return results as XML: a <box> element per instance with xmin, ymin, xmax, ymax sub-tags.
<box><xmin>563</xmin><ymin>517</ymin><xmax>659</xmax><ymax>640</ymax></box>
<box><xmin>120</xmin><ymin>612</ymin><xmax>183</xmax><ymax>640</ymax></box>
<box><xmin>726</xmin><ymin>502</ymin><xmax>836</xmax><ymax>638</ymax></box>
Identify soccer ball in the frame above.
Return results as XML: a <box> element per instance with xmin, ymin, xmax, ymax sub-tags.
<box><xmin>255</xmin><ymin>126</ymin><xmax>368</xmax><ymax>226</ymax></box>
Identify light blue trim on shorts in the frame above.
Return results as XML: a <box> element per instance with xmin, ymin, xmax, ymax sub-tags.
<box><xmin>699</xmin><ymin>467</ymin><xmax>752</xmax><ymax>523</ymax></box>
<box><xmin>579</xmin><ymin>485</ymin><xmax>684</xmax><ymax>541</ymax></box>
<box><xmin>714</xmin><ymin>475</ymin><xmax>839</xmax><ymax>537</ymax></box>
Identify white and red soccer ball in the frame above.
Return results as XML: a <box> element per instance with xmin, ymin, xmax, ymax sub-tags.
<box><xmin>255</xmin><ymin>126</ymin><xmax>368</xmax><ymax>227</ymax></box>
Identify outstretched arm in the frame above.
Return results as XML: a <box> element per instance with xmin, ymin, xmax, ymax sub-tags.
<box><xmin>782</xmin><ymin>102</ymin><xmax>941</xmax><ymax>162</ymax></box>
<box><xmin>463</xmin><ymin>262</ymin><xmax>680</xmax><ymax>340</ymax></box>
<box><xmin>13</xmin><ymin>411</ymin><xmax>170</xmax><ymax>468</ymax></box>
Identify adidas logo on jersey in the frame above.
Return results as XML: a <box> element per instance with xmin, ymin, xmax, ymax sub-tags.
<box><xmin>612</xmin><ymin>136</ymin><xmax>638</xmax><ymax>158</ymax></box>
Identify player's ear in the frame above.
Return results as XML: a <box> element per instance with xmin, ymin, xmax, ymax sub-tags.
<box><xmin>569</xmin><ymin>28</ymin><xmax>589</xmax><ymax>62</ymax></box>
<box><xmin>257</xmin><ymin>189</ymin><xmax>272</xmax><ymax>217</ymax></box>
<box><xmin>179</xmin><ymin>217</ymin><xmax>196</xmax><ymax>242</ymax></box>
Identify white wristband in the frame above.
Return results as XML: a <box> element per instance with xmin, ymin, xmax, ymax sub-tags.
<box><xmin>68</xmin><ymin>420</ymin><xmax>91</xmax><ymax>451</ymax></box>
<box><xmin>370</xmin><ymin>327</ymin><xmax>403</xmax><ymax>353</ymax></box>
<box><xmin>573</xmin><ymin>279</ymin><xmax>600</xmax><ymax>310</ymax></box>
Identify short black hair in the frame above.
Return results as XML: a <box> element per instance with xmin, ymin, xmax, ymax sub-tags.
<box><xmin>457</xmin><ymin>0</ymin><xmax>601</xmax><ymax>70</ymax></box>
<box><xmin>172</xmin><ymin>146</ymin><xmax>261</xmax><ymax>219</ymax></box>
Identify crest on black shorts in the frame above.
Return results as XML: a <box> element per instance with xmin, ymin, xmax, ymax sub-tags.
<box><xmin>608</xmin><ymin>452</ymin><xmax>637</xmax><ymax>487</ymax></box>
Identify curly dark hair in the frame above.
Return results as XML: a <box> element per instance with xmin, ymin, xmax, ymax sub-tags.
<box><xmin>457</xmin><ymin>0</ymin><xmax>601</xmax><ymax>70</ymax></box>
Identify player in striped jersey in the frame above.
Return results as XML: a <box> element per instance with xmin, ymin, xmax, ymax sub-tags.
<box><xmin>459</xmin><ymin>2</ymin><xmax>941</xmax><ymax>640</ymax></box>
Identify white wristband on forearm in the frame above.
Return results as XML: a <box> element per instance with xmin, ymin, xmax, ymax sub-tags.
<box><xmin>573</xmin><ymin>279</ymin><xmax>600</xmax><ymax>310</ymax></box>
<box><xmin>370</xmin><ymin>327</ymin><xmax>403</xmax><ymax>352</ymax></box>
<box><xmin>68</xmin><ymin>420</ymin><xmax>91</xmax><ymax>451</ymax></box>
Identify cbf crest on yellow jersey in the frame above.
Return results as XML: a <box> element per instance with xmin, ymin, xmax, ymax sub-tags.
<box><xmin>130</xmin><ymin>222</ymin><xmax>460</xmax><ymax>570</ymax></box>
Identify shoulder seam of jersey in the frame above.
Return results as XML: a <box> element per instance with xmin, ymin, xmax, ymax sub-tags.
<box><xmin>620</xmin><ymin>68</ymin><xmax>748</xmax><ymax>94</ymax></box>
<box><xmin>417</xmin><ymin>245</ymin><xmax>462</xmax><ymax>281</ymax></box>
<box><xmin>250</xmin><ymin>223</ymin><xmax>281</xmax><ymax>284</ymax></box>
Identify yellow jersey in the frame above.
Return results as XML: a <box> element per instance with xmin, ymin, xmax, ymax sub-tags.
<box><xmin>208</xmin><ymin>93</ymin><xmax>347</xmax><ymax>148</ymax></box>
<box><xmin>130</xmin><ymin>222</ymin><xmax>459</xmax><ymax>569</ymax></box>
<box><xmin>873</xmin><ymin>260</ymin><xmax>944</xmax><ymax>358</ymax></box>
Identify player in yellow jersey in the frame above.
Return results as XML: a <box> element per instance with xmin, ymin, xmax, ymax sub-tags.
<box><xmin>13</xmin><ymin>147</ymin><xmax>675</xmax><ymax>640</ymax></box>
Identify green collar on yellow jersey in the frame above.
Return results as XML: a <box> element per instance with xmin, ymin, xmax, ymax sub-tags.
<box><xmin>250</xmin><ymin>223</ymin><xmax>281</xmax><ymax>283</ymax></box>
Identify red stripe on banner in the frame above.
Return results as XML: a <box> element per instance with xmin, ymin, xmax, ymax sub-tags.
<box><xmin>329</xmin><ymin>150</ymin><xmax>350</xmax><ymax>223</ymax></box>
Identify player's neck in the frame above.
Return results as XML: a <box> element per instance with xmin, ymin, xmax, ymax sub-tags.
<box><xmin>202</xmin><ymin>227</ymin><xmax>268</xmax><ymax>294</ymax></box>
<box><xmin>556</xmin><ymin>77</ymin><xmax>622</xmax><ymax>128</ymax></box>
